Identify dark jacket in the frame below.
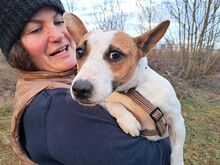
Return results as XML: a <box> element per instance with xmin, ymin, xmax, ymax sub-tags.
<box><xmin>20</xmin><ymin>88</ymin><xmax>171</xmax><ymax>165</ymax></box>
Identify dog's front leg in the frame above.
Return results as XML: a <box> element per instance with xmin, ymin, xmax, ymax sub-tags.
<box><xmin>105</xmin><ymin>102</ymin><xmax>141</xmax><ymax>137</ymax></box>
<box><xmin>106</xmin><ymin>92</ymin><xmax>156</xmax><ymax>131</ymax></box>
<box><xmin>168</xmin><ymin>114</ymin><xmax>185</xmax><ymax>165</ymax></box>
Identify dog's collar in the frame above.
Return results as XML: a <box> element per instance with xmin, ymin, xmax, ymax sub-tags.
<box><xmin>120</xmin><ymin>88</ymin><xmax>167</xmax><ymax>137</ymax></box>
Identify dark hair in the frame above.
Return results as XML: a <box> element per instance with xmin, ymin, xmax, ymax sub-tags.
<box><xmin>7</xmin><ymin>41</ymin><xmax>38</xmax><ymax>71</ymax></box>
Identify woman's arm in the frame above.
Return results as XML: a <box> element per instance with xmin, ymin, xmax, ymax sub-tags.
<box><xmin>21</xmin><ymin>88</ymin><xmax>171</xmax><ymax>165</ymax></box>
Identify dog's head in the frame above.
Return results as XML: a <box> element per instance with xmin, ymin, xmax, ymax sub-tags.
<box><xmin>64</xmin><ymin>13</ymin><xmax>170</xmax><ymax>105</ymax></box>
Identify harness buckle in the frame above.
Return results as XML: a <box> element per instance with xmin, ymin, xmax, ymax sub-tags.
<box><xmin>150</xmin><ymin>107</ymin><xmax>164</xmax><ymax>122</ymax></box>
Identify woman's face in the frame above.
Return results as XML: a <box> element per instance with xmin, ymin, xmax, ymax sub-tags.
<box><xmin>21</xmin><ymin>7</ymin><xmax>76</xmax><ymax>72</ymax></box>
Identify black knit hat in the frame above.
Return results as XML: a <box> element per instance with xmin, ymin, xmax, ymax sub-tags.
<box><xmin>0</xmin><ymin>0</ymin><xmax>65</xmax><ymax>59</ymax></box>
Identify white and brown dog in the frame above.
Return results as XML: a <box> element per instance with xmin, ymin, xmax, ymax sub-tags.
<box><xmin>64</xmin><ymin>13</ymin><xmax>185</xmax><ymax>165</ymax></box>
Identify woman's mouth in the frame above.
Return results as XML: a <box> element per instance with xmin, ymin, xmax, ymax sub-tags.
<box><xmin>50</xmin><ymin>45</ymin><xmax>69</xmax><ymax>56</ymax></box>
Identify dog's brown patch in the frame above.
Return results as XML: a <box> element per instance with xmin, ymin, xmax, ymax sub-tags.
<box><xmin>108</xmin><ymin>32</ymin><xmax>143</xmax><ymax>84</ymax></box>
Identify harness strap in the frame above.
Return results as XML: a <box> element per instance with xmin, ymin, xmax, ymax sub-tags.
<box><xmin>124</xmin><ymin>88</ymin><xmax>167</xmax><ymax>136</ymax></box>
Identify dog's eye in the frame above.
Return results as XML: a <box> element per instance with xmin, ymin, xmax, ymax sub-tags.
<box><xmin>76</xmin><ymin>47</ymin><xmax>84</xmax><ymax>59</ymax></box>
<box><xmin>109</xmin><ymin>51</ymin><xmax>123</xmax><ymax>62</ymax></box>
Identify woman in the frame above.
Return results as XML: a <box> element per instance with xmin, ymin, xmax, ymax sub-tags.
<box><xmin>0</xmin><ymin>0</ymin><xmax>171</xmax><ymax>164</ymax></box>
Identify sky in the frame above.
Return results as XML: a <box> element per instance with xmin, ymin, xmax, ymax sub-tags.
<box><xmin>61</xmin><ymin>0</ymin><xmax>169</xmax><ymax>36</ymax></box>
<box><xmin>61</xmin><ymin>0</ymin><xmax>220</xmax><ymax>49</ymax></box>
<box><xmin>61</xmin><ymin>0</ymin><xmax>138</xmax><ymax>33</ymax></box>
<box><xmin>61</xmin><ymin>0</ymin><xmax>172</xmax><ymax>47</ymax></box>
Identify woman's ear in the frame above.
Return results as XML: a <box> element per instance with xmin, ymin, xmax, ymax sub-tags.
<box><xmin>133</xmin><ymin>20</ymin><xmax>170</xmax><ymax>54</ymax></box>
<box><xmin>63</xmin><ymin>12</ymin><xmax>88</xmax><ymax>44</ymax></box>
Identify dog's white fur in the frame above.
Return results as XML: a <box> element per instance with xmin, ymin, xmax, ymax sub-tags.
<box><xmin>64</xmin><ymin>13</ymin><xmax>185</xmax><ymax>165</ymax></box>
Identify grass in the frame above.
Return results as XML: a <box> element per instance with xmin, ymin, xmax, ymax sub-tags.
<box><xmin>0</xmin><ymin>104</ymin><xmax>18</xmax><ymax>165</ymax></box>
<box><xmin>183</xmin><ymin>89</ymin><xmax>220</xmax><ymax>165</ymax></box>
<box><xmin>0</xmin><ymin>88</ymin><xmax>219</xmax><ymax>164</ymax></box>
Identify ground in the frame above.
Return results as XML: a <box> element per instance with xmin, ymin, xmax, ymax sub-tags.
<box><xmin>0</xmin><ymin>55</ymin><xmax>219</xmax><ymax>165</ymax></box>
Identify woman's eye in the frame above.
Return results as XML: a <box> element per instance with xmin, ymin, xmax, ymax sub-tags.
<box><xmin>109</xmin><ymin>51</ymin><xmax>123</xmax><ymax>62</ymax></box>
<box><xmin>30</xmin><ymin>27</ymin><xmax>42</xmax><ymax>34</ymax></box>
<box><xmin>76</xmin><ymin>47</ymin><xmax>85</xmax><ymax>59</ymax></box>
<box><xmin>55</xmin><ymin>20</ymin><xmax>64</xmax><ymax>26</ymax></box>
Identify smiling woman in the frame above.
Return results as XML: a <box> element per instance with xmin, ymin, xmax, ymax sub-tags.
<box><xmin>20</xmin><ymin>7</ymin><xmax>76</xmax><ymax>72</ymax></box>
<box><xmin>0</xmin><ymin>0</ymin><xmax>171</xmax><ymax>164</ymax></box>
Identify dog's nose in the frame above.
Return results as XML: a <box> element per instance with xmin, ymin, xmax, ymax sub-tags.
<box><xmin>72</xmin><ymin>80</ymin><xmax>93</xmax><ymax>99</ymax></box>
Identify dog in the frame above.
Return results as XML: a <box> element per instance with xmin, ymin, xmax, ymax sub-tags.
<box><xmin>64</xmin><ymin>12</ymin><xmax>186</xmax><ymax>165</ymax></box>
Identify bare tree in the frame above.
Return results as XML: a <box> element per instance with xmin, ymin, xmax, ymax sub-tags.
<box><xmin>165</xmin><ymin>0</ymin><xmax>220</xmax><ymax>78</ymax></box>
<box><xmin>63</xmin><ymin>0</ymin><xmax>75</xmax><ymax>12</ymax></box>
<box><xmin>91</xmin><ymin>0</ymin><xmax>128</xmax><ymax>31</ymax></box>
<box><xmin>136</xmin><ymin>0</ymin><xmax>156</xmax><ymax>33</ymax></box>
<box><xmin>135</xmin><ymin>0</ymin><xmax>173</xmax><ymax>51</ymax></box>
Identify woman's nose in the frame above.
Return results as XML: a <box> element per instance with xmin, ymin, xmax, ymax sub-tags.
<box><xmin>48</xmin><ymin>26</ymin><xmax>64</xmax><ymax>42</ymax></box>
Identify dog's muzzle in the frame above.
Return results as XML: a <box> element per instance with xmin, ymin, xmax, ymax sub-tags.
<box><xmin>72</xmin><ymin>80</ymin><xmax>94</xmax><ymax>101</ymax></box>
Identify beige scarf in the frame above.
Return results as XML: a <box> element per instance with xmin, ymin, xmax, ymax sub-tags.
<box><xmin>10</xmin><ymin>68</ymin><xmax>76</xmax><ymax>165</ymax></box>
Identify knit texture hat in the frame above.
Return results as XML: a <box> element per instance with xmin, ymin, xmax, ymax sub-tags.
<box><xmin>0</xmin><ymin>0</ymin><xmax>65</xmax><ymax>59</ymax></box>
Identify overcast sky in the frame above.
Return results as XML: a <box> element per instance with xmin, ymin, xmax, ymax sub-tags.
<box><xmin>60</xmin><ymin>0</ymin><xmax>168</xmax><ymax>36</ymax></box>
<box><xmin>61</xmin><ymin>0</ymin><xmax>220</xmax><ymax>49</ymax></box>
<box><xmin>61</xmin><ymin>0</ymin><xmax>138</xmax><ymax>33</ymax></box>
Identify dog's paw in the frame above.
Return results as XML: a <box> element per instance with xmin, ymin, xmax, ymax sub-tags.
<box><xmin>117</xmin><ymin>114</ymin><xmax>141</xmax><ymax>137</ymax></box>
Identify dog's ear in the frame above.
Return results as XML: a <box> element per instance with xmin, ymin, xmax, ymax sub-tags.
<box><xmin>133</xmin><ymin>20</ymin><xmax>170</xmax><ymax>54</ymax></box>
<box><xmin>63</xmin><ymin>12</ymin><xmax>88</xmax><ymax>44</ymax></box>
